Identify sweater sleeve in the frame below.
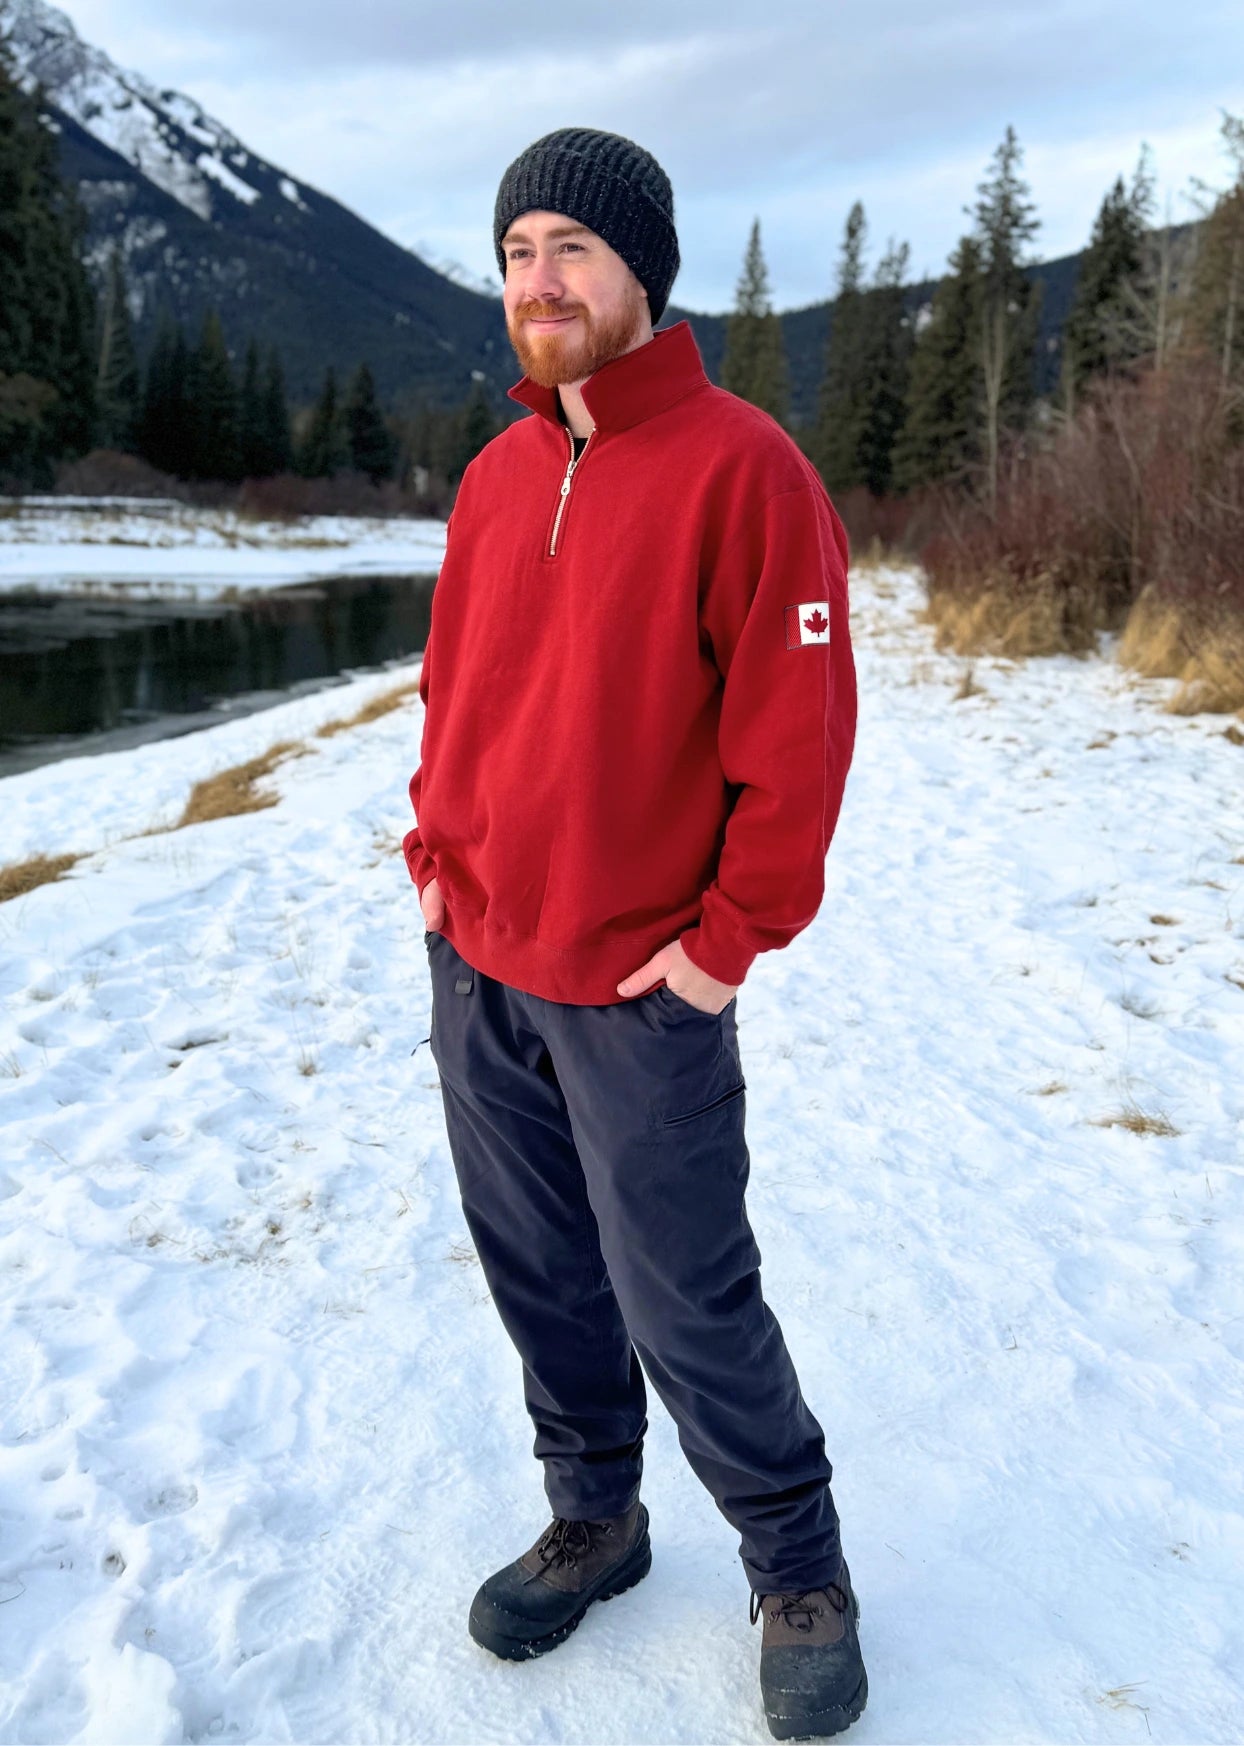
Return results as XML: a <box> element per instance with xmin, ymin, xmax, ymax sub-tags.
<box><xmin>403</xmin><ymin>518</ymin><xmax>448</xmax><ymax>897</ymax></box>
<box><xmin>677</xmin><ymin>482</ymin><xmax>857</xmax><ymax>987</ymax></box>
<box><xmin>401</xmin><ymin>633</ymin><xmax>437</xmax><ymax>897</ymax></box>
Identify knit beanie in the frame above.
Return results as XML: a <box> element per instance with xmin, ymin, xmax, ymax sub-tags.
<box><xmin>494</xmin><ymin>127</ymin><xmax>680</xmax><ymax>324</ymax></box>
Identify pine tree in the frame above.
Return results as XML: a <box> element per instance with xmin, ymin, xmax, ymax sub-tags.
<box><xmin>235</xmin><ymin>338</ymin><xmax>292</xmax><ymax>479</ymax></box>
<box><xmin>893</xmin><ymin>235</ymin><xmax>986</xmax><ymax>492</ymax></box>
<box><xmin>1061</xmin><ymin>152</ymin><xmax>1154</xmax><ymax>404</ymax></box>
<box><xmin>855</xmin><ymin>239</ymin><xmax>914</xmax><ymax>497</ymax></box>
<box><xmin>401</xmin><ymin>399</ymin><xmax>457</xmax><ymax>482</ymax></box>
<box><xmin>451</xmin><ymin>380</ymin><xmax>499</xmax><ymax>481</ymax></box>
<box><xmin>259</xmin><ymin>348</ymin><xmax>293</xmax><ymax>476</ymax></box>
<box><xmin>0</xmin><ymin>44</ymin><xmax>97</xmax><ymax>480</ymax></box>
<box><xmin>0</xmin><ymin>50</ymin><xmax>44</xmax><ymax>479</ymax></box>
<box><xmin>237</xmin><ymin>338</ymin><xmax>265</xmax><ymax>477</ymax></box>
<box><xmin>343</xmin><ymin>361</ymin><xmax>397</xmax><ymax>482</ymax></box>
<box><xmin>138</xmin><ymin>315</ymin><xmax>193</xmax><ymax>477</ymax></box>
<box><xmin>814</xmin><ymin>203</ymin><xmax>871</xmax><ymax>492</ymax></box>
<box><xmin>0</xmin><ymin>53</ymin><xmax>33</xmax><ymax>381</ymax></box>
<box><xmin>95</xmin><ymin>247</ymin><xmax>141</xmax><ymax>451</ymax></box>
<box><xmin>187</xmin><ymin>309</ymin><xmax>241</xmax><ymax>481</ymax></box>
<box><xmin>971</xmin><ymin>126</ymin><xmax>1041</xmax><ymax>507</ymax></box>
<box><xmin>721</xmin><ymin>219</ymin><xmax>790</xmax><ymax>425</ymax></box>
<box><xmin>296</xmin><ymin>367</ymin><xmax>349</xmax><ymax>477</ymax></box>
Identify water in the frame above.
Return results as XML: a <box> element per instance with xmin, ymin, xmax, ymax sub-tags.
<box><xmin>0</xmin><ymin>573</ymin><xmax>437</xmax><ymax>777</ymax></box>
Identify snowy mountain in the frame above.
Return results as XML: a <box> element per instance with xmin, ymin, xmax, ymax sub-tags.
<box><xmin>0</xmin><ymin>0</ymin><xmax>509</xmax><ymax>405</ymax></box>
<box><xmin>4</xmin><ymin>0</ymin><xmax>279</xmax><ymax>226</ymax></box>
<box><xmin>0</xmin><ymin>0</ymin><xmax>1166</xmax><ymax>416</ymax></box>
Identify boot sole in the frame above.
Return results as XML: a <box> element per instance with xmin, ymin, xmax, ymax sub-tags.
<box><xmin>762</xmin><ymin>1589</ymin><xmax>867</xmax><ymax>1741</ymax></box>
<box><xmin>468</xmin><ymin>1528</ymin><xmax>652</xmax><ymax>1662</ymax></box>
<box><xmin>763</xmin><ymin>1671</ymin><xmax>868</xmax><ymax>1741</ymax></box>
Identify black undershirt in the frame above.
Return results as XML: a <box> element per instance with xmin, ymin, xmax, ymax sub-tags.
<box><xmin>557</xmin><ymin>396</ymin><xmax>590</xmax><ymax>461</ymax></box>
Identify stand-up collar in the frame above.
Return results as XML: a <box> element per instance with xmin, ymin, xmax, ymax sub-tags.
<box><xmin>506</xmin><ymin>320</ymin><xmax>709</xmax><ymax>435</ymax></box>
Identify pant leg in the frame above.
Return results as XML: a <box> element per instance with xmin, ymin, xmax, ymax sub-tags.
<box><xmin>426</xmin><ymin>931</ymin><xmax>647</xmax><ymax>1518</ymax></box>
<box><xmin>541</xmin><ymin>983</ymin><xmax>842</xmax><ymax>1595</ymax></box>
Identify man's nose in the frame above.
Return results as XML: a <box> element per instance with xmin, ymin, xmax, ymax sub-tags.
<box><xmin>529</xmin><ymin>251</ymin><xmax>568</xmax><ymax>301</ymax></box>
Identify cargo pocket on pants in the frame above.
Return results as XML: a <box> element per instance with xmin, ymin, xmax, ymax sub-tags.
<box><xmin>661</xmin><ymin>1080</ymin><xmax>746</xmax><ymax>1128</ymax></box>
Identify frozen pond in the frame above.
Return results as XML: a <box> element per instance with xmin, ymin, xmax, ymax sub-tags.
<box><xmin>0</xmin><ymin>571</ymin><xmax>437</xmax><ymax>776</ymax></box>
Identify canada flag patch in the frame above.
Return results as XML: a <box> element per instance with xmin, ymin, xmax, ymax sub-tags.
<box><xmin>784</xmin><ymin>601</ymin><xmax>831</xmax><ymax>649</ymax></box>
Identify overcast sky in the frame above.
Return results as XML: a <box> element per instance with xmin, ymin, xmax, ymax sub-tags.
<box><xmin>63</xmin><ymin>0</ymin><xmax>1244</xmax><ymax>311</ymax></box>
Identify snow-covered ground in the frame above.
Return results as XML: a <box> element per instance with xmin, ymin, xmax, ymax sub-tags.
<box><xmin>0</xmin><ymin>505</ymin><xmax>447</xmax><ymax>598</ymax></box>
<box><xmin>1</xmin><ymin>562</ymin><xmax>1241</xmax><ymax>1745</ymax></box>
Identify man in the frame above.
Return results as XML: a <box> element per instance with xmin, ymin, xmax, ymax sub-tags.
<box><xmin>403</xmin><ymin>127</ymin><xmax>864</xmax><ymax>1741</ymax></box>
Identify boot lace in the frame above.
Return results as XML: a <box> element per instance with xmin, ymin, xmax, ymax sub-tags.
<box><xmin>749</xmin><ymin>1581</ymin><xmax>849</xmax><ymax>1630</ymax></box>
<box><xmin>523</xmin><ymin>1516</ymin><xmax>616</xmax><ymax>1583</ymax></box>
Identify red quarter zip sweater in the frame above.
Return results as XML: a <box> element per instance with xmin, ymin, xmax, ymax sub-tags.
<box><xmin>403</xmin><ymin>321</ymin><xmax>857</xmax><ymax>1005</ymax></box>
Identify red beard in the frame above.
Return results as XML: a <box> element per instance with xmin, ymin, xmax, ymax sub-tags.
<box><xmin>507</xmin><ymin>290</ymin><xmax>647</xmax><ymax>388</ymax></box>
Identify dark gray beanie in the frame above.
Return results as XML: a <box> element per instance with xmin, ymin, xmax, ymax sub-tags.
<box><xmin>494</xmin><ymin>127</ymin><xmax>680</xmax><ymax>323</ymax></box>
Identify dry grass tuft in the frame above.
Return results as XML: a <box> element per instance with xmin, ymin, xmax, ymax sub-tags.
<box><xmin>316</xmin><ymin>680</ymin><xmax>421</xmax><ymax>739</ymax></box>
<box><xmin>848</xmin><ymin>535</ymin><xmax>906</xmax><ymax>581</ymax></box>
<box><xmin>925</xmin><ymin>582</ymin><xmax>1089</xmax><ymax>660</ymax></box>
<box><xmin>1117</xmin><ymin>594</ymin><xmax>1190</xmax><ymax>679</ymax></box>
<box><xmin>0</xmin><ymin>851</ymin><xmax>81</xmax><ymax>905</ymax></box>
<box><xmin>953</xmin><ymin>663</ymin><xmax>986</xmax><ymax>701</ymax></box>
<box><xmin>1168</xmin><ymin>670</ymin><xmax>1244</xmax><ymax>717</ymax></box>
<box><xmin>1119</xmin><ymin>591</ymin><xmax>1244</xmax><ymax>715</ymax></box>
<box><xmin>1091</xmin><ymin>1104</ymin><xmax>1181</xmax><ymax>1138</ymax></box>
<box><xmin>176</xmin><ymin>741</ymin><xmax>307</xmax><ymax>829</ymax></box>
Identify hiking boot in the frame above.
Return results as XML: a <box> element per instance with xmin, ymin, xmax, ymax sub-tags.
<box><xmin>752</xmin><ymin>1566</ymin><xmax>868</xmax><ymax>1740</ymax></box>
<box><xmin>468</xmin><ymin>1502</ymin><xmax>651</xmax><ymax>1660</ymax></box>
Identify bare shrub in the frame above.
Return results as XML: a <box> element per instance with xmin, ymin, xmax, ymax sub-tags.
<box><xmin>42</xmin><ymin>459</ymin><xmax>456</xmax><ymax>521</ymax></box>
<box><xmin>53</xmin><ymin>449</ymin><xmax>186</xmax><ymax>499</ymax></box>
<box><xmin>236</xmin><ymin>470</ymin><xmax>454</xmax><ymax>522</ymax></box>
<box><xmin>918</xmin><ymin>351</ymin><xmax>1244</xmax><ymax>698</ymax></box>
<box><xmin>832</xmin><ymin>484</ymin><xmax>938</xmax><ymax>559</ymax></box>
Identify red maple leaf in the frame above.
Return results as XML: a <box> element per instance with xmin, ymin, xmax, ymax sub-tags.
<box><xmin>803</xmin><ymin>608</ymin><xmax>829</xmax><ymax>638</ymax></box>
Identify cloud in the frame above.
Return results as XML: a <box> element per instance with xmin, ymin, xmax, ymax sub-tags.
<box><xmin>58</xmin><ymin>0</ymin><xmax>1244</xmax><ymax>308</ymax></box>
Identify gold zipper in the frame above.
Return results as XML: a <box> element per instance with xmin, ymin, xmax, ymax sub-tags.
<box><xmin>548</xmin><ymin>428</ymin><xmax>592</xmax><ymax>557</ymax></box>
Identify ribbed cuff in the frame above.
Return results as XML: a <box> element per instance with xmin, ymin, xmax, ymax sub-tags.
<box><xmin>679</xmin><ymin>916</ymin><xmax>756</xmax><ymax>988</ymax></box>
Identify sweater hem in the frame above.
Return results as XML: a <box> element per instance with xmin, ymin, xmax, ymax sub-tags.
<box><xmin>439</xmin><ymin>908</ymin><xmax>697</xmax><ymax>1006</ymax></box>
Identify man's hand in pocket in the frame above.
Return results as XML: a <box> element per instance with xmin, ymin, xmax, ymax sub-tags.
<box><xmin>420</xmin><ymin>876</ymin><xmax>445</xmax><ymax>932</ymax></box>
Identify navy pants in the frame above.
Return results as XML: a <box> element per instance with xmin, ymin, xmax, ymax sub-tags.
<box><xmin>425</xmin><ymin>929</ymin><xmax>841</xmax><ymax>1595</ymax></box>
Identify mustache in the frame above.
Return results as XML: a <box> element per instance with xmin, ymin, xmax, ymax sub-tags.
<box><xmin>515</xmin><ymin>301</ymin><xmax>587</xmax><ymax>324</ymax></box>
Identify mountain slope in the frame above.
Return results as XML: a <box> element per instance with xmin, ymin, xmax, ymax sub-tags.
<box><xmin>1</xmin><ymin>0</ymin><xmax>509</xmax><ymax>407</ymax></box>
<box><xmin>0</xmin><ymin>0</ymin><xmax>1191</xmax><ymax>421</ymax></box>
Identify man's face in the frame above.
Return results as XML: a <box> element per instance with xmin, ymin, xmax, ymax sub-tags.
<box><xmin>501</xmin><ymin>210</ymin><xmax>651</xmax><ymax>389</ymax></box>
